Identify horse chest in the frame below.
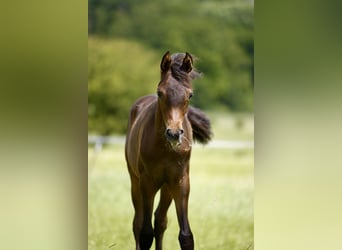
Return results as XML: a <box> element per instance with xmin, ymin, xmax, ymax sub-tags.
<box><xmin>140</xmin><ymin>146</ymin><xmax>190</xmax><ymax>183</ymax></box>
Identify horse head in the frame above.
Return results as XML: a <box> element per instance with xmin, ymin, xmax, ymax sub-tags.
<box><xmin>157</xmin><ymin>51</ymin><xmax>200</xmax><ymax>147</ymax></box>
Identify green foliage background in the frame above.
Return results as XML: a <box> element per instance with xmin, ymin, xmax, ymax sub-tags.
<box><xmin>88</xmin><ymin>0</ymin><xmax>254</xmax><ymax>135</ymax></box>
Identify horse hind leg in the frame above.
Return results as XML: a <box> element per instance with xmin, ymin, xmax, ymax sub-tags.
<box><xmin>154</xmin><ymin>185</ymin><xmax>172</xmax><ymax>250</ymax></box>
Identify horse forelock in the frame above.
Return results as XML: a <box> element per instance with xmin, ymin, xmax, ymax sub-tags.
<box><xmin>161</xmin><ymin>53</ymin><xmax>201</xmax><ymax>86</ymax></box>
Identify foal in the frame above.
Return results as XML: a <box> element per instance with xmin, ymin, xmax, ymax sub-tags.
<box><xmin>125</xmin><ymin>51</ymin><xmax>211</xmax><ymax>250</ymax></box>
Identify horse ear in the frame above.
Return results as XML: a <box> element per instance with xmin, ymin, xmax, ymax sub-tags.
<box><xmin>160</xmin><ymin>51</ymin><xmax>171</xmax><ymax>72</ymax></box>
<box><xmin>180</xmin><ymin>52</ymin><xmax>193</xmax><ymax>73</ymax></box>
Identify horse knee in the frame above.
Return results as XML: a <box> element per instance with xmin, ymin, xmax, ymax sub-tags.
<box><xmin>155</xmin><ymin>220</ymin><xmax>167</xmax><ymax>234</ymax></box>
<box><xmin>154</xmin><ymin>213</ymin><xmax>168</xmax><ymax>234</ymax></box>
<box><xmin>178</xmin><ymin>231</ymin><xmax>194</xmax><ymax>250</ymax></box>
<box><xmin>139</xmin><ymin>227</ymin><xmax>154</xmax><ymax>250</ymax></box>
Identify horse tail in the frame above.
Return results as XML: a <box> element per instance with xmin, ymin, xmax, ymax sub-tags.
<box><xmin>187</xmin><ymin>106</ymin><xmax>212</xmax><ymax>144</ymax></box>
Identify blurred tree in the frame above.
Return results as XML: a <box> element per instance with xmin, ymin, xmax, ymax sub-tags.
<box><xmin>88</xmin><ymin>37</ymin><xmax>159</xmax><ymax>134</ymax></box>
<box><xmin>88</xmin><ymin>0</ymin><xmax>254</xmax><ymax>134</ymax></box>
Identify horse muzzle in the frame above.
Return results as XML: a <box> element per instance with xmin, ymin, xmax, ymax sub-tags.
<box><xmin>166</xmin><ymin>128</ymin><xmax>184</xmax><ymax>142</ymax></box>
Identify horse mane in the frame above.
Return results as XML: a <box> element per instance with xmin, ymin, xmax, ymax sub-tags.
<box><xmin>170</xmin><ymin>53</ymin><xmax>202</xmax><ymax>83</ymax></box>
<box><xmin>187</xmin><ymin>106</ymin><xmax>212</xmax><ymax>144</ymax></box>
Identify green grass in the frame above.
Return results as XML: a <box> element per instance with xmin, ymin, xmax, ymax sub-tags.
<box><xmin>88</xmin><ymin>112</ymin><xmax>253</xmax><ymax>249</ymax></box>
<box><xmin>88</xmin><ymin>145</ymin><xmax>253</xmax><ymax>250</ymax></box>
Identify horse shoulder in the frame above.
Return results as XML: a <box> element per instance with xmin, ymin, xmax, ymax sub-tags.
<box><xmin>127</xmin><ymin>95</ymin><xmax>157</xmax><ymax>130</ymax></box>
<box><xmin>126</xmin><ymin>96</ymin><xmax>157</xmax><ymax>175</ymax></box>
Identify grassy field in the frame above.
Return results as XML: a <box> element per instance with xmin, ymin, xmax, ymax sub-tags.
<box><xmin>88</xmin><ymin>113</ymin><xmax>254</xmax><ymax>250</ymax></box>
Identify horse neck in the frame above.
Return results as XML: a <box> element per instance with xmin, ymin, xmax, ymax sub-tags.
<box><xmin>154</xmin><ymin>101</ymin><xmax>167</xmax><ymax>139</ymax></box>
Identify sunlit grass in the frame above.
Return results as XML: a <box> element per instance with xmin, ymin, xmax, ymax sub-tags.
<box><xmin>88</xmin><ymin>142</ymin><xmax>253</xmax><ymax>250</ymax></box>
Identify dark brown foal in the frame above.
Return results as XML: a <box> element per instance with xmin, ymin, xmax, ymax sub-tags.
<box><xmin>125</xmin><ymin>51</ymin><xmax>211</xmax><ymax>250</ymax></box>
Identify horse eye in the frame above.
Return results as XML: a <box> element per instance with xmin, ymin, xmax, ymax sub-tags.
<box><xmin>157</xmin><ymin>90</ymin><xmax>162</xmax><ymax>98</ymax></box>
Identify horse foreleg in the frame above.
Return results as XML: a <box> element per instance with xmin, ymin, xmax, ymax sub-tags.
<box><xmin>139</xmin><ymin>174</ymin><xmax>157</xmax><ymax>250</ymax></box>
<box><xmin>154</xmin><ymin>185</ymin><xmax>172</xmax><ymax>250</ymax></box>
<box><xmin>169</xmin><ymin>174</ymin><xmax>194</xmax><ymax>250</ymax></box>
<box><xmin>130</xmin><ymin>174</ymin><xmax>143</xmax><ymax>250</ymax></box>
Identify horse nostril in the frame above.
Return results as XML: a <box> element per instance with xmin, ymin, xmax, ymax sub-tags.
<box><xmin>166</xmin><ymin>128</ymin><xmax>180</xmax><ymax>140</ymax></box>
<box><xmin>179</xmin><ymin>129</ymin><xmax>184</xmax><ymax>135</ymax></box>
